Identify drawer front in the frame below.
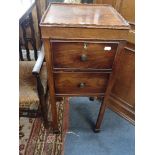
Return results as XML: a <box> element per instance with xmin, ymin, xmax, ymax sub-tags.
<box><xmin>52</xmin><ymin>42</ymin><xmax>118</xmax><ymax>69</ymax></box>
<box><xmin>54</xmin><ymin>72</ymin><xmax>110</xmax><ymax>94</ymax></box>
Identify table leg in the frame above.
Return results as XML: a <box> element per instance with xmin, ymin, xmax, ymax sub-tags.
<box><xmin>43</xmin><ymin>39</ymin><xmax>59</xmax><ymax>133</ymax></box>
<box><xmin>94</xmin><ymin>99</ymin><xmax>107</xmax><ymax>132</ymax></box>
<box><xmin>50</xmin><ymin>96</ymin><xmax>59</xmax><ymax>134</ymax></box>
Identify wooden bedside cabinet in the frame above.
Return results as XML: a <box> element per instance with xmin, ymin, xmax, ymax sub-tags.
<box><xmin>40</xmin><ymin>3</ymin><xmax>130</xmax><ymax>133</ymax></box>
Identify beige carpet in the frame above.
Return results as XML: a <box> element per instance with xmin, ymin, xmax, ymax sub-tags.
<box><xmin>19</xmin><ymin>98</ymin><xmax>69</xmax><ymax>155</ymax></box>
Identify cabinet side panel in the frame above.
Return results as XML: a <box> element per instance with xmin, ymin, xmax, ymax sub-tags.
<box><xmin>105</xmin><ymin>41</ymin><xmax>135</xmax><ymax>124</ymax></box>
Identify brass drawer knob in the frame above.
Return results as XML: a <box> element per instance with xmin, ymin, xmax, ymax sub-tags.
<box><xmin>80</xmin><ymin>54</ymin><xmax>87</xmax><ymax>62</ymax></box>
<box><xmin>79</xmin><ymin>82</ymin><xmax>85</xmax><ymax>88</ymax></box>
<box><xmin>84</xmin><ymin>43</ymin><xmax>88</xmax><ymax>49</ymax></box>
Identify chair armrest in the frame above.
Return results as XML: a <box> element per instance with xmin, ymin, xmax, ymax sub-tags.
<box><xmin>32</xmin><ymin>45</ymin><xmax>44</xmax><ymax>75</ymax></box>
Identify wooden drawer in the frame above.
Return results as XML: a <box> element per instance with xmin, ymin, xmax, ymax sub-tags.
<box><xmin>52</xmin><ymin>42</ymin><xmax>118</xmax><ymax>70</ymax></box>
<box><xmin>54</xmin><ymin>72</ymin><xmax>110</xmax><ymax>95</ymax></box>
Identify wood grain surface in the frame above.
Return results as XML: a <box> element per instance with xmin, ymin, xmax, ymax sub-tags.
<box><xmin>54</xmin><ymin>72</ymin><xmax>110</xmax><ymax>94</ymax></box>
<box><xmin>41</xmin><ymin>3</ymin><xmax>129</xmax><ymax>29</ymax></box>
<box><xmin>53</xmin><ymin>41</ymin><xmax>118</xmax><ymax>69</ymax></box>
<box><xmin>41</xmin><ymin>3</ymin><xmax>132</xmax><ymax>131</ymax></box>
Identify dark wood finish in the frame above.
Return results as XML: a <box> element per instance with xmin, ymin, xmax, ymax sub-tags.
<box><xmin>93</xmin><ymin>0</ymin><xmax>135</xmax><ymax>25</ymax></box>
<box><xmin>41</xmin><ymin>3</ymin><xmax>129</xmax><ymax>28</ymax></box>
<box><xmin>117</xmin><ymin>0</ymin><xmax>135</xmax><ymax>24</ymax></box>
<box><xmin>35</xmin><ymin>0</ymin><xmax>47</xmax><ymax>42</ymax></box>
<box><xmin>19</xmin><ymin>0</ymin><xmax>49</xmax><ymax>129</ymax></box>
<box><xmin>43</xmin><ymin>39</ymin><xmax>59</xmax><ymax>133</ymax></box>
<box><xmin>20</xmin><ymin>0</ymin><xmax>42</xmax><ymax>52</ymax></box>
<box><xmin>55</xmin><ymin>93</ymin><xmax>105</xmax><ymax>97</ymax></box>
<box><xmin>95</xmin><ymin>39</ymin><xmax>135</xmax><ymax>131</ymax></box>
<box><xmin>106</xmin><ymin>42</ymin><xmax>135</xmax><ymax>124</ymax></box>
<box><xmin>35</xmin><ymin>74</ymin><xmax>48</xmax><ymax>128</ymax></box>
<box><xmin>21</xmin><ymin>16</ymin><xmax>31</xmax><ymax>61</ymax></box>
<box><xmin>41</xmin><ymin>27</ymin><xmax>129</xmax><ymax>40</ymax></box>
<box><xmin>94</xmin><ymin>0</ymin><xmax>117</xmax><ymax>7</ymax></box>
<box><xmin>95</xmin><ymin>41</ymin><xmax>126</xmax><ymax>132</ymax></box>
<box><xmin>53</xmin><ymin>41</ymin><xmax>118</xmax><ymax>70</ymax></box>
<box><xmin>94</xmin><ymin>96</ymin><xmax>106</xmax><ymax>132</ymax></box>
<box><xmin>19</xmin><ymin>49</ymin><xmax>49</xmax><ymax>129</ymax></box>
<box><xmin>95</xmin><ymin>23</ymin><xmax>135</xmax><ymax>131</ymax></box>
<box><xmin>20</xmin><ymin>12</ymin><xmax>38</xmax><ymax>60</ymax></box>
<box><xmin>41</xmin><ymin>3</ymin><xmax>130</xmax><ymax>132</ymax></box>
<box><xmin>19</xmin><ymin>39</ymin><xmax>24</xmax><ymax>61</ymax></box>
<box><xmin>54</xmin><ymin>72</ymin><xmax>110</xmax><ymax>94</ymax></box>
<box><xmin>40</xmin><ymin>3</ymin><xmax>129</xmax><ymax>40</ymax></box>
<box><xmin>36</xmin><ymin>0</ymin><xmax>47</xmax><ymax>23</ymax></box>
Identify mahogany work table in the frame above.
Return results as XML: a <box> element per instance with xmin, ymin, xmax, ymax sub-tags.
<box><xmin>40</xmin><ymin>3</ymin><xmax>130</xmax><ymax>133</ymax></box>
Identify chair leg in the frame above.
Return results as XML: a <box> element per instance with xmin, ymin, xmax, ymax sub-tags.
<box><xmin>94</xmin><ymin>98</ymin><xmax>107</xmax><ymax>132</ymax></box>
<box><xmin>35</xmin><ymin>75</ymin><xmax>49</xmax><ymax>129</ymax></box>
<box><xmin>40</xmin><ymin>96</ymin><xmax>49</xmax><ymax>129</ymax></box>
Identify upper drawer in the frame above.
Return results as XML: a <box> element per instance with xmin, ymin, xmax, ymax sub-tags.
<box><xmin>52</xmin><ymin>41</ymin><xmax>118</xmax><ymax>70</ymax></box>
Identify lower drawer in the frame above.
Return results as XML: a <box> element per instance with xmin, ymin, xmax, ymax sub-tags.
<box><xmin>54</xmin><ymin>72</ymin><xmax>110</xmax><ymax>95</ymax></box>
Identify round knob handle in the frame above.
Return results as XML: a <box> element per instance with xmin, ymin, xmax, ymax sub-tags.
<box><xmin>79</xmin><ymin>82</ymin><xmax>85</xmax><ymax>88</ymax></box>
<box><xmin>80</xmin><ymin>54</ymin><xmax>87</xmax><ymax>62</ymax></box>
<box><xmin>84</xmin><ymin>43</ymin><xmax>88</xmax><ymax>49</ymax></box>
